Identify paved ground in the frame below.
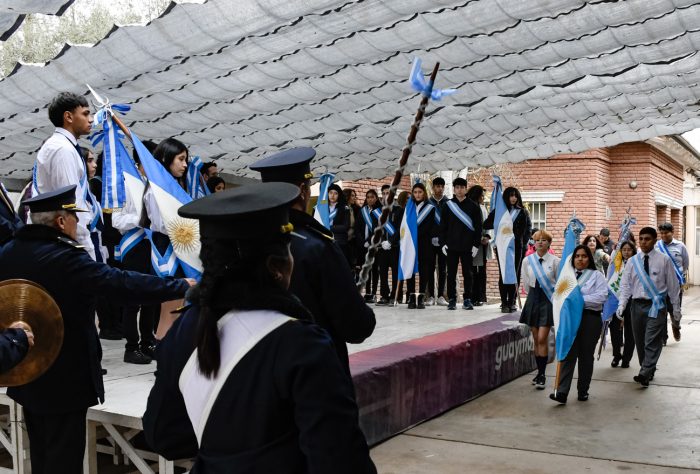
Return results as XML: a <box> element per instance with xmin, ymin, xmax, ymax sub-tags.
<box><xmin>370</xmin><ymin>287</ymin><xmax>700</xmax><ymax>473</ymax></box>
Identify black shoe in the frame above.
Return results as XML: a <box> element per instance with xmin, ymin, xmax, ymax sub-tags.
<box><xmin>535</xmin><ymin>374</ymin><xmax>546</xmax><ymax>390</ymax></box>
<box><xmin>101</xmin><ymin>368</ymin><xmax>108</xmax><ymax>375</ymax></box>
<box><xmin>672</xmin><ymin>326</ymin><xmax>681</xmax><ymax>342</ymax></box>
<box><xmin>462</xmin><ymin>299</ymin><xmax>474</xmax><ymax>310</ymax></box>
<box><xmin>611</xmin><ymin>356</ymin><xmax>621</xmax><ymax>368</ymax></box>
<box><xmin>124</xmin><ymin>350</ymin><xmax>152</xmax><ymax>365</ymax></box>
<box><xmin>407</xmin><ymin>295</ymin><xmax>417</xmax><ymax>309</ymax></box>
<box><xmin>500</xmin><ymin>305</ymin><xmax>509</xmax><ymax>313</ymax></box>
<box><xmin>99</xmin><ymin>329</ymin><xmax>123</xmax><ymax>340</ymax></box>
<box><xmin>662</xmin><ymin>337</ymin><xmax>667</xmax><ymax>347</ymax></box>
<box><xmin>531</xmin><ymin>375</ymin><xmax>539</xmax><ymax>385</ymax></box>
<box><xmin>549</xmin><ymin>392</ymin><xmax>567</xmax><ymax>404</ymax></box>
<box><xmin>577</xmin><ymin>392</ymin><xmax>589</xmax><ymax>401</ymax></box>
<box><xmin>621</xmin><ymin>361</ymin><xmax>630</xmax><ymax>368</ymax></box>
<box><xmin>417</xmin><ymin>295</ymin><xmax>425</xmax><ymax>309</ymax></box>
<box><xmin>376</xmin><ymin>297</ymin><xmax>390</xmax><ymax>306</ymax></box>
<box><xmin>473</xmin><ymin>301</ymin><xmax>484</xmax><ymax>306</ymax></box>
<box><xmin>140</xmin><ymin>344</ymin><xmax>156</xmax><ymax>359</ymax></box>
<box><xmin>364</xmin><ymin>295</ymin><xmax>375</xmax><ymax>303</ymax></box>
<box><xmin>633</xmin><ymin>374</ymin><xmax>649</xmax><ymax>387</ymax></box>
<box><xmin>508</xmin><ymin>304</ymin><xmax>518</xmax><ymax>313</ymax></box>
<box><xmin>447</xmin><ymin>299</ymin><xmax>457</xmax><ymax>310</ymax></box>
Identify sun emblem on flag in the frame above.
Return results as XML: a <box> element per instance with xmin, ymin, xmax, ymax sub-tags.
<box><xmin>500</xmin><ymin>225</ymin><xmax>513</xmax><ymax>236</ymax></box>
<box><xmin>400</xmin><ymin>227</ymin><xmax>406</xmax><ymax>239</ymax></box>
<box><xmin>554</xmin><ymin>278</ymin><xmax>574</xmax><ymax>298</ymax></box>
<box><xmin>166</xmin><ymin>217</ymin><xmax>200</xmax><ymax>254</ymax></box>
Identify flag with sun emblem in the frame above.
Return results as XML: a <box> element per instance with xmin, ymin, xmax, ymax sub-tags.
<box><xmin>313</xmin><ymin>173</ymin><xmax>335</xmax><ymax>229</ymax></box>
<box><xmin>398</xmin><ymin>195</ymin><xmax>418</xmax><ymax>280</ymax></box>
<box><xmin>553</xmin><ymin>218</ymin><xmax>586</xmax><ymax>361</ymax></box>
<box><xmin>132</xmin><ymin>133</ymin><xmax>203</xmax><ymax>279</ymax></box>
<box><xmin>491</xmin><ymin>175</ymin><xmax>516</xmax><ymax>284</ymax></box>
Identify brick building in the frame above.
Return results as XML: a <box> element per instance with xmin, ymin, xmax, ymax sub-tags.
<box><xmin>336</xmin><ymin>136</ymin><xmax>700</xmax><ymax>300</ymax></box>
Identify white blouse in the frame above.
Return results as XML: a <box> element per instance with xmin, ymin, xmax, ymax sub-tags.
<box><xmin>521</xmin><ymin>252</ymin><xmax>560</xmax><ymax>294</ymax></box>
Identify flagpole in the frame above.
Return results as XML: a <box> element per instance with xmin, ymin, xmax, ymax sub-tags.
<box><xmin>356</xmin><ymin>62</ymin><xmax>441</xmax><ymax>291</ymax></box>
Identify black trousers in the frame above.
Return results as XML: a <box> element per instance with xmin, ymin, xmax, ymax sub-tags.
<box><xmin>95</xmin><ymin>255</ymin><xmax>123</xmax><ymax>334</ymax></box>
<box><xmin>472</xmin><ymin>262</ymin><xmax>487</xmax><ymax>303</ymax></box>
<box><xmin>428</xmin><ymin>245</ymin><xmax>447</xmax><ymax>299</ymax></box>
<box><xmin>446</xmin><ymin>250</ymin><xmax>473</xmax><ymax>301</ymax></box>
<box><xmin>407</xmin><ymin>242</ymin><xmax>437</xmax><ymax>295</ymax></box>
<box><xmin>557</xmin><ymin>309</ymin><xmax>601</xmax><ymax>395</ymax></box>
<box><xmin>662</xmin><ymin>291</ymin><xmax>683</xmax><ymax>341</ymax></box>
<box><xmin>609</xmin><ymin>301</ymin><xmax>635</xmax><ymax>363</ymax></box>
<box><xmin>121</xmin><ymin>239</ymin><xmax>157</xmax><ymax>351</ymax></box>
<box><xmin>24</xmin><ymin>407</ymin><xmax>87</xmax><ymax>474</ymax></box>
<box><xmin>378</xmin><ymin>246</ymin><xmax>399</xmax><ymax>299</ymax></box>
<box><xmin>495</xmin><ymin>247</ymin><xmax>524</xmax><ymax>307</ymax></box>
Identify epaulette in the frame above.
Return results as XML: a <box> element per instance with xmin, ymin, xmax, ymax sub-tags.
<box><xmin>56</xmin><ymin>235</ymin><xmax>84</xmax><ymax>249</ymax></box>
<box><xmin>308</xmin><ymin>226</ymin><xmax>335</xmax><ymax>242</ymax></box>
<box><xmin>172</xmin><ymin>304</ymin><xmax>192</xmax><ymax>314</ymax></box>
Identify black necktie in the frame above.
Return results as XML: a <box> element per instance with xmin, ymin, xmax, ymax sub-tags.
<box><xmin>644</xmin><ymin>255</ymin><xmax>650</xmax><ymax>275</ymax></box>
<box><xmin>576</xmin><ymin>270</ymin><xmax>582</xmax><ymax>280</ymax></box>
<box><xmin>535</xmin><ymin>258</ymin><xmax>544</xmax><ymax>288</ymax></box>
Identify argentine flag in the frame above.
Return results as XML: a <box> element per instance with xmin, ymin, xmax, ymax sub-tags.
<box><xmin>491</xmin><ymin>175</ymin><xmax>516</xmax><ymax>284</ymax></box>
<box><xmin>186</xmin><ymin>155</ymin><xmax>210</xmax><ymax>200</ymax></box>
<box><xmin>313</xmin><ymin>173</ymin><xmax>335</xmax><ymax>229</ymax></box>
<box><xmin>553</xmin><ymin>220</ymin><xmax>585</xmax><ymax>362</ymax></box>
<box><xmin>601</xmin><ymin>250</ymin><xmax>624</xmax><ymax>322</ymax></box>
<box><xmin>132</xmin><ymin>133</ymin><xmax>203</xmax><ymax>279</ymax></box>
<box><xmin>398</xmin><ymin>197</ymin><xmax>419</xmax><ymax>280</ymax></box>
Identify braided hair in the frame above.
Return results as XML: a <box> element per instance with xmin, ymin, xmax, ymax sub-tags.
<box><xmin>195</xmin><ymin>234</ymin><xmax>309</xmax><ymax>377</ymax></box>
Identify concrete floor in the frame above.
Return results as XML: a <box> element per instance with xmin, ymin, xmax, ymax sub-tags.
<box><xmin>371</xmin><ymin>287</ymin><xmax>700</xmax><ymax>473</ymax></box>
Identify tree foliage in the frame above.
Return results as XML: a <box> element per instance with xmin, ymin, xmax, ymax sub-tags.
<box><xmin>0</xmin><ymin>0</ymin><xmax>171</xmax><ymax>77</ymax></box>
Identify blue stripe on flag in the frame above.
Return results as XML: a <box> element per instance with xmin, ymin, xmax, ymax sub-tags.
<box><xmin>398</xmin><ymin>197</ymin><xmax>419</xmax><ymax>280</ymax></box>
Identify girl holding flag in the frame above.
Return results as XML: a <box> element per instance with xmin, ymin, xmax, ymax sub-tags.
<box><xmin>484</xmin><ymin>186</ymin><xmax>531</xmax><ymax>313</ymax></box>
<box><xmin>519</xmin><ymin>230</ymin><xmax>559</xmax><ymax>389</ymax></box>
<box><xmin>608</xmin><ymin>241</ymin><xmax>637</xmax><ymax>368</ymax></box>
<box><xmin>550</xmin><ymin>245</ymin><xmax>608</xmax><ymax>404</ymax></box>
<box><xmin>402</xmin><ymin>183</ymin><xmax>438</xmax><ymax>309</ymax></box>
<box><xmin>356</xmin><ymin>189</ymin><xmax>381</xmax><ymax>302</ymax></box>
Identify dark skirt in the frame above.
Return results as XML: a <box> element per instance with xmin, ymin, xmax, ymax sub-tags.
<box><xmin>519</xmin><ymin>285</ymin><xmax>553</xmax><ymax>327</ymax></box>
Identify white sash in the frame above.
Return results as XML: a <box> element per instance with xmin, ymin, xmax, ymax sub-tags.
<box><xmin>179</xmin><ymin>310</ymin><xmax>292</xmax><ymax>444</ymax></box>
<box><xmin>630</xmin><ymin>254</ymin><xmax>666</xmax><ymax>318</ymax></box>
<box><xmin>656</xmin><ymin>241</ymin><xmax>685</xmax><ymax>285</ymax></box>
<box><xmin>528</xmin><ymin>253</ymin><xmax>554</xmax><ymax>301</ymax></box>
<box><xmin>416</xmin><ymin>201</ymin><xmax>434</xmax><ymax>225</ymax></box>
<box><xmin>372</xmin><ymin>208</ymin><xmax>396</xmax><ymax>235</ymax></box>
<box><xmin>446</xmin><ymin>200</ymin><xmax>475</xmax><ymax>231</ymax></box>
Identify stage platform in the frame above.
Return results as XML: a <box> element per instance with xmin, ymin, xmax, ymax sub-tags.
<box><xmin>0</xmin><ymin>302</ymin><xmax>535</xmax><ymax>473</ymax></box>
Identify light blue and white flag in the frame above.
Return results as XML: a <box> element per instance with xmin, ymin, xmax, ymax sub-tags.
<box><xmin>132</xmin><ymin>133</ymin><xmax>202</xmax><ymax>279</ymax></box>
<box><xmin>113</xmin><ymin>134</ymin><xmax>147</xmax><ymax>262</ymax></box>
<box><xmin>553</xmin><ymin>218</ymin><xmax>588</xmax><ymax>362</ymax></box>
<box><xmin>491</xmin><ymin>175</ymin><xmax>516</xmax><ymax>284</ymax></box>
<box><xmin>90</xmin><ymin>103</ymin><xmax>130</xmax><ymax>210</ymax></box>
<box><xmin>398</xmin><ymin>197</ymin><xmax>419</xmax><ymax>280</ymax></box>
<box><xmin>186</xmin><ymin>155</ymin><xmax>210</xmax><ymax>200</ymax></box>
<box><xmin>313</xmin><ymin>173</ymin><xmax>335</xmax><ymax>229</ymax></box>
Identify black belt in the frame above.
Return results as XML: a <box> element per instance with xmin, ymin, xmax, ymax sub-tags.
<box><xmin>633</xmin><ymin>297</ymin><xmax>651</xmax><ymax>303</ymax></box>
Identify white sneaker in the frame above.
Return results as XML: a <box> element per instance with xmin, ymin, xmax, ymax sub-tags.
<box><xmin>425</xmin><ymin>297</ymin><xmax>435</xmax><ymax>306</ymax></box>
<box><xmin>437</xmin><ymin>296</ymin><xmax>448</xmax><ymax>306</ymax></box>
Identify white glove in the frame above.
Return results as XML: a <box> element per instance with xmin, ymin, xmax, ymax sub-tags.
<box><xmin>442</xmin><ymin>245</ymin><xmax>448</xmax><ymax>256</ymax></box>
<box><xmin>431</xmin><ymin>237</ymin><xmax>440</xmax><ymax>247</ymax></box>
<box><xmin>615</xmin><ymin>306</ymin><xmax>625</xmax><ymax>320</ymax></box>
<box><xmin>364</xmin><ymin>242</ymin><xmax>369</xmax><ymax>249</ymax></box>
<box><xmin>472</xmin><ymin>247</ymin><xmax>478</xmax><ymax>258</ymax></box>
<box><xmin>381</xmin><ymin>241</ymin><xmax>391</xmax><ymax>251</ymax></box>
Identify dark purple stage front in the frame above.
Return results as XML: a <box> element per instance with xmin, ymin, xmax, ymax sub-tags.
<box><xmin>350</xmin><ymin>313</ymin><xmax>535</xmax><ymax>445</ymax></box>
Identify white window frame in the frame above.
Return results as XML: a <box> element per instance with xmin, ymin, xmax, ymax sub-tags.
<box><xmin>527</xmin><ymin>202</ymin><xmax>547</xmax><ymax>231</ymax></box>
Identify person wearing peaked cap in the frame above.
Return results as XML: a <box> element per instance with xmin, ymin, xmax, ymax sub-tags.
<box><xmin>0</xmin><ymin>184</ymin><xmax>193</xmax><ymax>474</ymax></box>
<box><xmin>143</xmin><ymin>183</ymin><xmax>376</xmax><ymax>473</ymax></box>
<box><xmin>249</xmin><ymin>148</ymin><xmax>376</xmax><ymax>374</ymax></box>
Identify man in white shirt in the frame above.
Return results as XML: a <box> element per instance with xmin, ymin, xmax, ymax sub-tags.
<box><xmin>657</xmin><ymin>222</ymin><xmax>688</xmax><ymax>343</ymax></box>
<box><xmin>617</xmin><ymin>227</ymin><xmax>680</xmax><ymax>387</ymax></box>
<box><xmin>35</xmin><ymin>92</ymin><xmax>96</xmax><ymax>259</ymax></box>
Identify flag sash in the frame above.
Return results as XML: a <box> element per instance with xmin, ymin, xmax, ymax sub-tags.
<box><xmin>445</xmin><ymin>200</ymin><xmax>474</xmax><ymax>231</ymax></box>
<box><xmin>527</xmin><ymin>253</ymin><xmax>554</xmax><ymax>301</ymax></box>
<box><xmin>630</xmin><ymin>254</ymin><xmax>666</xmax><ymax>318</ymax></box>
<box><xmin>313</xmin><ymin>173</ymin><xmax>334</xmax><ymax>230</ymax></box>
<box><xmin>416</xmin><ymin>202</ymin><xmax>434</xmax><ymax>225</ymax></box>
<box><xmin>656</xmin><ymin>241</ymin><xmax>685</xmax><ymax>285</ymax></box>
<box><xmin>114</xmin><ymin>227</ymin><xmax>146</xmax><ymax>262</ymax></box>
<box><xmin>491</xmin><ymin>176</ymin><xmax>516</xmax><ymax>285</ymax></box>
<box><xmin>373</xmin><ymin>208</ymin><xmax>395</xmax><ymax>236</ymax></box>
<box><xmin>328</xmin><ymin>207</ymin><xmax>337</xmax><ymax>224</ymax></box>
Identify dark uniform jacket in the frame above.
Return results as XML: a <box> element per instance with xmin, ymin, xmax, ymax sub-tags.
<box><xmin>414</xmin><ymin>201</ymin><xmax>440</xmax><ymax>245</ymax></box>
<box><xmin>143</xmin><ymin>299</ymin><xmax>377</xmax><ymax>474</ymax></box>
<box><xmin>484</xmin><ymin>207</ymin><xmax>532</xmax><ymax>256</ymax></box>
<box><xmin>329</xmin><ymin>204</ymin><xmax>351</xmax><ymax>245</ymax></box>
<box><xmin>0</xmin><ymin>225</ymin><xmax>189</xmax><ymax>414</ymax></box>
<box><xmin>0</xmin><ymin>182</ymin><xmax>22</xmax><ymax>245</ymax></box>
<box><xmin>289</xmin><ymin>209</ymin><xmax>375</xmax><ymax>373</ymax></box>
<box><xmin>439</xmin><ymin>197</ymin><xmax>483</xmax><ymax>252</ymax></box>
<box><xmin>383</xmin><ymin>204</ymin><xmax>403</xmax><ymax>248</ymax></box>
<box><xmin>354</xmin><ymin>204</ymin><xmax>380</xmax><ymax>255</ymax></box>
<box><xmin>0</xmin><ymin>328</ymin><xmax>29</xmax><ymax>373</ymax></box>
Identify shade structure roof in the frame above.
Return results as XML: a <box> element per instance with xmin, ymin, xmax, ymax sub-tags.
<box><xmin>2</xmin><ymin>0</ymin><xmax>700</xmax><ymax>181</ymax></box>
<box><xmin>0</xmin><ymin>1</ymin><xmax>75</xmax><ymax>41</ymax></box>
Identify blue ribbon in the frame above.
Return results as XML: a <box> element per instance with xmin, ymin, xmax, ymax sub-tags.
<box><xmin>656</xmin><ymin>240</ymin><xmax>685</xmax><ymax>285</ymax></box>
<box><xmin>409</xmin><ymin>57</ymin><xmax>457</xmax><ymax>101</ymax></box>
<box><xmin>114</xmin><ymin>227</ymin><xmax>146</xmax><ymax>262</ymax></box>
<box><xmin>372</xmin><ymin>208</ymin><xmax>395</xmax><ymax>236</ymax></box>
<box><xmin>527</xmin><ymin>253</ymin><xmax>554</xmax><ymax>301</ymax></box>
<box><xmin>631</xmin><ymin>253</ymin><xmax>666</xmax><ymax>318</ymax></box>
<box><xmin>186</xmin><ymin>155</ymin><xmax>210</xmax><ymax>200</ymax></box>
<box><xmin>416</xmin><ymin>201</ymin><xmax>435</xmax><ymax>225</ymax></box>
<box><xmin>446</xmin><ymin>200</ymin><xmax>475</xmax><ymax>231</ymax></box>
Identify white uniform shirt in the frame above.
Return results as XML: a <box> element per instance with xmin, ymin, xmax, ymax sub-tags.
<box><xmin>617</xmin><ymin>248</ymin><xmax>681</xmax><ymax>314</ymax></box>
<box><xmin>35</xmin><ymin>128</ymin><xmax>95</xmax><ymax>260</ymax></box>
<box><xmin>143</xmin><ymin>186</ymin><xmax>167</xmax><ymax>234</ymax></box>
<box><xmin>521</xmin><ymin>252</ymin><xmax>560</xmax><ymax>294</ymax></box>
<box><xmin>578</xmin><ymin>270</ymin><xmax>609</xmax><ymax>311</ymax></box>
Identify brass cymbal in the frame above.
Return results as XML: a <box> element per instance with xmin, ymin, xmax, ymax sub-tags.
<box><xmin>0</xmin><ymin>279</ymin><xmax>63</xmax><ymax>386</ymax></box>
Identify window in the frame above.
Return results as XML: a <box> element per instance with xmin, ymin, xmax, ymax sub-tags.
<box><xmin>526</xmin><ymin>202</ymin><xmax>546</xmax><ymax>231</ymax></box>
<box><xmin>696</xmin><ymin>208</ymin><xmax>700</xmax><ymax>256</ymax></box>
